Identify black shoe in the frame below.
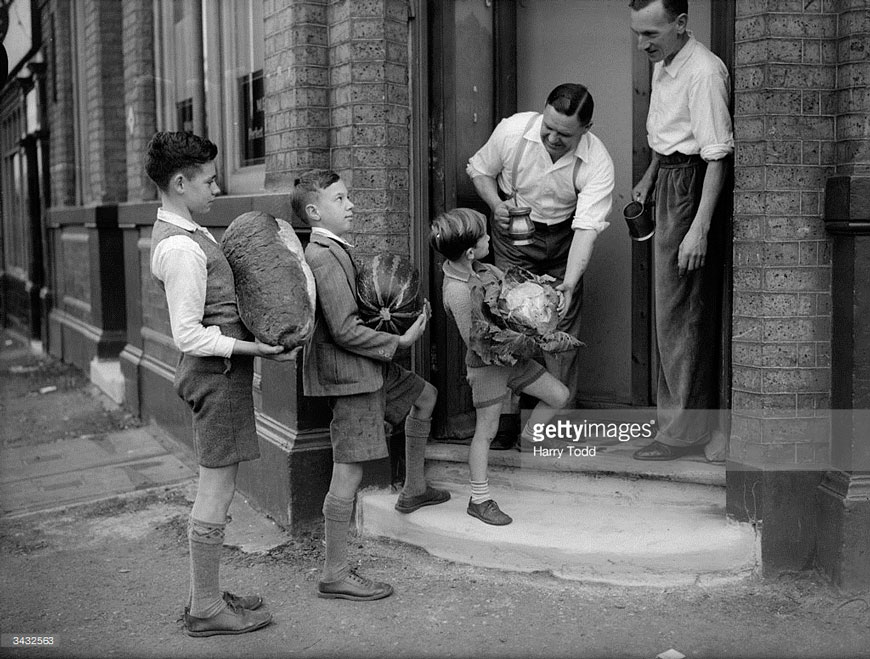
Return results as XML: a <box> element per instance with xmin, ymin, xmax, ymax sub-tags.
<box><xmin>395</xmin><ymin>485</ymin><xmax>451</xmax><ymax>513</ymax></box>
<box><xmin>467</xmin><ymin>498</ymin><xmax>512</xmax><ymax>525</ymax></box>
<box><xmin>183</xmin><ymin>601</ymin><xmax>272</xmax><ymax>637</ymax></box>
<box><xmin>317</xmin><ymin>569</ymin><xmax>393</xmax><ymax>601</ymax></box>
<box><xmin>490</xmin><ymin>414</ymin><xmax>520</xmax><ymax>450</ymax></box>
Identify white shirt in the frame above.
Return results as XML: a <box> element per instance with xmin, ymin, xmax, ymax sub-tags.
<box><xmin>648</xmin><ymin>35</ymin><xmax>734</xmax><ymax>161</ymax></box>
<box><xmin>466</xmin><ymin>112</ymin><xmax>614</xmax><ymax>232</ymax></box>
<box><xmin>150</xmin><ymin>208</ymin><xmax>236</xmax><ymax>358</ymax></box>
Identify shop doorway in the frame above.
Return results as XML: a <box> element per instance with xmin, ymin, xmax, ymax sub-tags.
<box><xmin>427</xmin><ymin>0</ymin><xmax>731</xmax><ymax>440</ymax></box>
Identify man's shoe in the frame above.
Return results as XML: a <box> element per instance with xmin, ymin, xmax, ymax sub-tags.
<box><xmin>395</xmin><ymin>485</ymin><xmax>451</xmax><ymax>513</ymax></box>
<box><xmin>632</xmin><ymin>440</ymin><xmax>700</xmax><ymax>461</ymax></box>
<box><xmin>222</xmin><ymin>591</ymin><xmax>262</xmax><ymax>610</ymax></box>
<box><xmin>467</xmin><ymin>498</ymin><xmax>512</xmax><ymax>526</ymax></box>
<box><xmin>490</xmin><ymin>414</ymin><xmax>520</xmax><ymax>450</ymax></box>
<box><xmin>183</xmin><ymin>601</ymin><xmax>272</xmax><ymax>637</ymax></box>
<box><xmin>317</xmin><ymin>569</ymin><xmax>393</xmax><ymax>601</ymax></box>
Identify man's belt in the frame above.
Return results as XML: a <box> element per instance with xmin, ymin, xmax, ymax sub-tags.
<box><xmin>657</xmin><ymin>152</ymin><xmax>704</xmax><ymax>168</ymax></box>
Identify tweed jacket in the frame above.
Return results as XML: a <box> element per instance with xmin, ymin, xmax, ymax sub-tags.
<box><xmin>302</xmin><ymin>232</ymin><xmax>400</xmax><ymax>397</ymax></box>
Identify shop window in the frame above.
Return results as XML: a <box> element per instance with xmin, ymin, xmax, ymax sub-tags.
<box><xmin>155</xmin><ymin>0</ymin><xmax>265</xmax><ymax>194</ymax></box>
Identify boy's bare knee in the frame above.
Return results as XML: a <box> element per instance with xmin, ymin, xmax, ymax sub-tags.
<box><xmin>413</xmin><ymin>381</ymin><xmax>438</xmax><ymax>417</ymax></box>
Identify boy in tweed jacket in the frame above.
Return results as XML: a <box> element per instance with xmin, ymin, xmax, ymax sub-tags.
<box><xmin>293</xmin><ymin>169</ymin><xmax>449</xmax><ymax>601</ymax></box>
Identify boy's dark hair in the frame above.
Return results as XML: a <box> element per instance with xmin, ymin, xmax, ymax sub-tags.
<box><xmin>628</xmin><ymin>0</ymin><xmax>687</xmax><ymax>21</ymax></box>
<box><xmin>430</xmin><ymin>208</ymin><xmax>487</xmax><ymax>262</ymax></box>
<box><xmin>144</xmin><ymin>131</ymin><xmax>218</xmax><ymax>191</ymax></box>
<box><xmin>546</xmin><ymin>84</ymin><xmax>595</xmax><ymax>127</ymax></box>
<box><xmin>291</xmin><ymin>169</ymin><xmax>342</xmax><ymax>226</ymax></box>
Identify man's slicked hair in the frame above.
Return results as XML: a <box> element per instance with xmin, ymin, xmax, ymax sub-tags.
<box><xmin>144</xmin><ymin>131</ymin><xmax>217</xmax><ymax>191</ymax></box>
<box><xmin>628</xmin><ymin>0</ymin><xmax>688</xmax><ymax>21</ymax></box>
<box><xmin>545</xmin><ymin>84</ymin><xmax>595</xmax><ymax>126</ymax></box>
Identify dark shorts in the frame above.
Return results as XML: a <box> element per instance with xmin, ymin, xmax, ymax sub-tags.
<box><xmin>328</xmin><ymin>362</ymin><xmax>426</xmax><ymax>463</ymax></box>
<box><xmin>174</xmin><ymin>354</ymin><xmax>260</xmax><ymax>468</ymax></box>
<box><xmin>466</xmin><ymin>359</ymin><xmax>546</xmax><ymax>409</ymax></box>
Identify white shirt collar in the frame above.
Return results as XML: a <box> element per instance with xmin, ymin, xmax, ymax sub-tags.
<box><xmin>311</xmin><ymin>226</ymin><xmax>353</xmax><ymax>247</ymax></box>
<box><xmin>662</xmin><ymin>34</ymin><xmax>697</xmax><ymax>78</ymax></box>
<box><xmin>156</xmin><ymin>207</ymin><xmax>199</xmax><ymax>232</ymax></box>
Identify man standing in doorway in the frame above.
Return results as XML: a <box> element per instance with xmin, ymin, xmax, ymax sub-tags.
<box><xmin>629</xmin><ymin>0</ymin><xmax>733</xmax><ymax>461</ymax></box>
<box><xmin>467</xmin><ymin>83</ymin><xmax>615</xmax><ymax>449</ymax></box>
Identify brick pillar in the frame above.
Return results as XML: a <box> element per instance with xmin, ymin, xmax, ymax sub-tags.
<box><xmin>264</xmin><ymin>0</ymin><xmax>331</xmax><ymax>190</ymax></box>
<box><xmin>122</xmin><ymin>0</ymin><xmax>156</xmax><ymax>202</ymax></box>
<box><xmin>728</xmin><ymin>0</ymin><xmax>837</xmax><ymax>574</ymax></box>
<box><xmin>82</xmin><ymin>0</ymin><xmax>127</xmax><ymax>204</ymax></box>
<box><xmin>816</xmin><ymin>0</ymin><xmax>870</xmax><ymax>593</ymax></box>
<box><xmin>47</xmin><ymin>0</ymin><xmax>76</xmax><ymax>207</ymax></box>
<box><xmin>328</xmin><ymin>0</ymin><xmax>411</xmax><ymax>256</ymax></box>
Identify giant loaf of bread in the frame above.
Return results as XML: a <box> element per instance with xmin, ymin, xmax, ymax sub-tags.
<box><xmin>221</xmin><ymin>211</ymin><xmax>316</xmax><ymax>350</ymax></box>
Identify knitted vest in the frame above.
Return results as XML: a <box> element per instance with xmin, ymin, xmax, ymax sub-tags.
<box><xmin>151</xmin><ymin>220</ymin><xmax>251</xmax><ymax>341</ymax></box>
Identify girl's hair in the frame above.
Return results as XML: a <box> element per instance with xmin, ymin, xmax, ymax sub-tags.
<box><xmin>430</xmin><ymin>208</ymin><xmax>488</xmax><ymax>261</ymax></box>
<box><xmin>290</xmin><ymin>169</ymin><xmax>341</xmax><ymax>225</ymax></box>
<box><xmin>144</xmin><ymin>131</ymin><xmax>218</xmax><ymax>191</ymax></box>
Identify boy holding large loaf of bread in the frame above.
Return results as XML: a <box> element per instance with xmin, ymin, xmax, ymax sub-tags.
<box><xmin>292</xmin><ymin>169</ymin><xmax>450</xmax><ymax>601</ymax></box>
<box><xmin>146</xmin><ymin>131</ymin><xmax>295</xmax><ymax>636</ymax></box>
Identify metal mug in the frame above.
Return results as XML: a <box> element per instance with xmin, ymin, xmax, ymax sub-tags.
<box><xmin>508</xmin><ymin>206</ymin><xmax>535</xmax><ymax>246</ymax></box>
<box><xmin>623</xmin><ymin>201</ymin><xmax>655</xmax><ymax>241</ymax></box>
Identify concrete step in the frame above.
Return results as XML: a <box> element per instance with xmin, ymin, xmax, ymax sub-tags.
<box><xmin>359</xmin><ymin>483</ymin><xmax>758</xmax><ymax>588</ymax></box>
<box><xmin>423</xmin><ymin>442</ymin><xmax>725</xmax><ymax>504</ymax></box>
<box><xmin>357</xmin><ymin>442</ymin><xmax>757</xmax><ymax>588</ymax></box>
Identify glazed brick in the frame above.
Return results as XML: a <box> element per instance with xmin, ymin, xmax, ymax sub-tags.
<box><xmin>736</xmin><ymin>15</ymin><xmax>767</xmax><ymax>41</ymax></box>
<box><xmin>762</xmin><ymin>292</ymin><xmax>815</xmax><ymax>316</ymax></box>
<box><xmin>765</xmin><ymin>140</ymin><xmax>803</xmax><ymax>163</ymax></box>
<box><xmin>734</xmin><ymin>267</ymin><xmax>763</xmax><ymax>290</ymax></box>
<box><xmin>766</xmin><ymin>63</ymin><xmax>836</xmax><ymax>90</ymax></box>
<box><xmin>761</xmin><ymin>417</ymin><xmax>829</xmax><ymax>444</ymax></box>
<box><xmin>765</xmin><ymin>216</ymin><xmax>826</xmax><ymax>240</ymax></box>
<box><xmin>733</xmin><ymin>340</ymin><xmax>764</xmax><ymax>367</ymax></box>
<box><xmin>733</xmin><ymin>316</ymin><xmax>763</xmax><ymax>342</ymax></box>
<box><xmin>767</xmin><ymin>13</ymin><xmax>837</xmax><ymax>38</ymax></box>
<box><xmin>763</xmin><ymin>267</ymin><xmax>831</xmax><ymax>291</ymax></box>
<box><xmin>762</xmin><ymin>367</ymin><xmax>830</xmax><ymax>393</ymax></box>
<box><xmin>733</xmin><ymin>364</ymin><xmax>764</xmax><ymax>391</ymax></box>
<box><xmin>734</xmin><ymin>64</ymin><xmax>766</xmax><ymax>90</ymax></box>
<box><xmin>766</xmin><ymin>115</ymin><xmax>834</xmax><ymax>140</ymax></box>
<box><xmin>763</xmin><ymin>318</ymin><xmax>815</xmax><ymax>343</ymax></box>
<box><xmin>766</xmin><ymin>165</ymin><xmax>828</xmax><ymax>190</ymax></box>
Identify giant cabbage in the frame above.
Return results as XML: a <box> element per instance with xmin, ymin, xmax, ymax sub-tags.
<box><xmin>469</xmin><ymin>266</ymin><xmax>582</xmax><ymax>366</ymax></box>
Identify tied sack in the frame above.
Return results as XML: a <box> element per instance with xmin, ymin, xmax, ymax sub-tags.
<box><xmin>221</xmin><ymin>211</ymin><xmax>316</xmax><ymax>350</ymax></box>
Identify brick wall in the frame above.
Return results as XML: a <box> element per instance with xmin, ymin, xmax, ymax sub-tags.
<box><xmin>46</xmin><ymin>0</ymin><xmax>76</xmax><ymax>206</ymax></box>
<box><xmin>83</xmin><ymin>0</ymin><xmax>127</xmax><ymax>204</ymax></box>
<box><xmin>832</xmin><ymin>0</ymin><xmax>870</xmax><ymax>174</ymax></box>
<box><xmin>265</xmin><ymin>0</ymin><xmax>413</xmax><ymax>257</ymax></box>
<box><xmin>731</xmin><ymin>0</ymin><xmax>837</xmax><ymax>466</ymax></box>
<box><xmin>123</xmin><ymin>0</ymin><xmax>157</xmax><ymax>202</ymax></box>
<box><xmin>264</xmin><ymin>0</ymin><xmax>331</xmax><ymax>187</ymax></box>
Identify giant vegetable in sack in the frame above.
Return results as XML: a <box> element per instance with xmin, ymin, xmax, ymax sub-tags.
<box><xmin>469</xmin><ymin>265</ymin><xmax>582</xmax><ymax>366</ymax></box>
<box><xmin>355</xmin><ymin>252</ymin><xmax>422</xmax><ymax>335</ymax></box>
<box><xmin>221</xmin><ymin>211</ymin><xmax>316</xmax><ymax>350</ymax></box>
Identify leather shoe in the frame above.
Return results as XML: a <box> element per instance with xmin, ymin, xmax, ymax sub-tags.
<box><xmin>222</xmin><ymin>591</ymin><xmax>262</xmax><ymax>610</ymax></box>
<box><xmin>183</xmin><ymin>601</ymin><xmax>272</xmax><ymax>637</ymax></box>
<box><xmin>490</xmin><ymin>414</ymin><xmax>520</xmax><ymax>450</ymax></box>
<box><xmin>318</xmin><ymin>569</ymin><xmax>393</xmax><ymax>601</ymax></box>
<box><xmin>395</xmin><ymin>485</ymin><xmax>451</xmax><ymax>513</ymax></box>
<box><xmin>632</xmin><ymin>440</ymin><xmax>700</xmax><ymax>461</ymax></box>
<box><xmin>467</xmin><ymin>498</ymin><xmax>512</xmax><ymax>526</ymax></box>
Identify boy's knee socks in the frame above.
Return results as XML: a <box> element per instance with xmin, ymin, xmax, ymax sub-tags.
<box><xmin>403</xmin><ymin>415</ymin><xmax>431</xmax><ymax>496</ymax></box>
<box><xmin>188</xmin><ymin>516</ymin><xmax>227</xmax><ymax>619</ymax></box>
<box><xmin>322</xmin><ymin>492</ymin><xmax>355</xmax><ymax>582</ymax></box>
